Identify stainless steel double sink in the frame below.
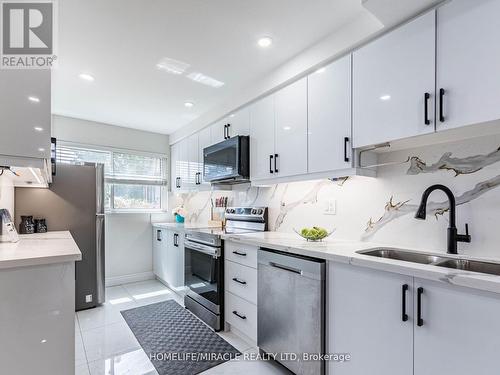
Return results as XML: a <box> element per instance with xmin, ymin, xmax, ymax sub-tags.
<box><xmin>357</xmin><ymin>248</ymin><xmax>500</xmax><ymax>276</ymax></box>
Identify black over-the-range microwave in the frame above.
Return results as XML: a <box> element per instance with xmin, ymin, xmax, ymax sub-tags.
<box><xmin>203</xmin><ymin>135</ymin><xmax>249</xmax><ymax>184</ymax></box>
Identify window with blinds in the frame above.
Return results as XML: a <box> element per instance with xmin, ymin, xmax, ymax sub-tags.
<box><xmin>56</xmin><ymin>144</ymin><xmax>167</xmax><ymax>211</ymax></box>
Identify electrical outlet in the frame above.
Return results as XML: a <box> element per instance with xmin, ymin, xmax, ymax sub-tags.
<box><xmin>85</xmin><ymin>294</ymin><xmax>93</xmax><ymax>303</ymax></box>
<box><xmin>324</xmin><ymin>200</ymin><xmax>337</xmax><ymax>215</ymax></box>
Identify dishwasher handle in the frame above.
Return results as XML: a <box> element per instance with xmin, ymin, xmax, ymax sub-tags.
<box><xmin>269</xmin><ymin>262</ymin><xmax>303</xmax><ymax>275</ymax></box>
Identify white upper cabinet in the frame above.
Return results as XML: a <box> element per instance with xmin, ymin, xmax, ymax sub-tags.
<box><xmin>249</xmin><ymin>95</ymin><xmax>275</xmax><ymax>181</ymax></box>
<box><xmin>226</xmin><ymin>107</ymin><xmax>250</xmax><ymax>138</ymax></box>
<box><xmin>0</xmin><ymin>69</ymin><xmax>51</xmax><ymax>160</ymax></box>
<box><xmin>171</xmin><ymin>139</ymin><xmax>189</xmax><ymax>191</ymax></box>
<box><xmin>436</xmin><ymin>0</ymin><xmax>500</xmax><ymax>131</ymax></box>
<box><xmin>170</xmin><ymin>142</ymin><xmax>180</xmax><ymax>192</ymax></box>
<box><xmin>308</xmin><ymin>55</ymin><xmax>352</xmax><ymax>173</ymax></box>
<box><xmin>187</xmin><ymin>133</ymin><xmax>199</xmax><ymax>186</ymax></box>
<box><xmin>210</xmin><ymin>119</ymin><xmax>227</xmax><ymax>145</ymax></box>
<box><xmin>413</xmin><ymin>278</ymin><xmax>500</xmax><ymax>375</ymax></box>
<box><xmin>197</xmin><ymin>126</ymin><xmax>212</xmax><ymax>187</ymax></box>
<box><xmin>274</xmin><ymin>77</ymin><xmax>308</xmax><ymax>178</ymax></box>
<box><xmin>353</xmin><ymin>11</ymin><xmax>436</xmax><ymax>148</ymax></box>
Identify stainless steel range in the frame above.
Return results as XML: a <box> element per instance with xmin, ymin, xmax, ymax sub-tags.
<box><xmin>184</xmin><ymin>207</ymin><xmax>268</xmax><ymax>331</ymax></box>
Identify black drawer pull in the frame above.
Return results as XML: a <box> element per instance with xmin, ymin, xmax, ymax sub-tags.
<box><xmin>232</xmin><ymin>251</ymin><xmax>247</xmax><ymax>257</ymax></box>
<box><xmin>274</xmin><ymin>153</ymin><xmax>279</xmax><ymax>173</ymax></box>
<box><xmin>232</xmin><ymin>310</ymin><xmax>247</xmax><ymax>320</ymax></box>
<box><xmin>424</xmin><ymin>92</ymin><xmax>431</xmax><ymax>125</ymax></box>
<box><xmin>269</xmin><ymin>155</ymin><xmax>274</xmax><ymax>174</ymax></box>
<box><xmin>344</xmin><ymin>137</ymin><xmax>350</xmax><ymax>162</ymax></box>
<box><xmin>439</xmin><ymin>88</ymin><xmax>445</xmax><ymax>123</ymax></box>
<box><xmin>417</xmin><ymin>287</ymin><xmax>424</xmax><ymax>327</ymax></box>
<box><xmin>402</xmin><ymin>284</ymin><xmax>408</xmax><ymax>322</ymax></box>
<box><xmin>232</xmin><ymin>277</ymin><xmax>247</xmax><ymax>285</ymax></box>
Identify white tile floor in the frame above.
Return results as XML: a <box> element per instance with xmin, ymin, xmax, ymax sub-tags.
<box><xmin>75</xmin><ymin>279</ymin><xmax>288</xmax><ymax>375</ymax></box>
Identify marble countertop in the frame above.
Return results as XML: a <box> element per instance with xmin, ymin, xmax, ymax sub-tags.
<box><xmin>223</xmin><ymin>231</ymin><xmax>500</xmax><ymax>295</ymax></box>
<box><xmin>0</xmin><ymin>231</ymin><xmax>82</xmax><ymax>270</ymax></box>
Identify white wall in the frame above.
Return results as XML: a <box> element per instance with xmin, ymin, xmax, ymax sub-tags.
<box><xmin>52</xmin><ymin>115</ymin><xmax>169</xmax><ymax>154</ymax></box>
<box><xmin>52</xmin><ymin>115</ymin><xmax>170</xmax><ymax>286</ymax></box>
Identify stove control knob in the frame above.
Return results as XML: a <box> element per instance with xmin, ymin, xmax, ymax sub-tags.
<box><xmin>226</xmin><ymin>208</ymin><xmax>231</xmax><ymax>214</ymax></box>
<box><xmin>257</xmin><ymin>209</ymin><xmax>263</xmax><ymax>215</ymax></box>
<box><xmin>230</xmin><ymin>209</ymin><xmax>236</xmax><ymax>214</ymax></box>
<box><xmin>251</xmin><ymin>209</ymin><xmax>257</xmax><ymax>215</ymax></box>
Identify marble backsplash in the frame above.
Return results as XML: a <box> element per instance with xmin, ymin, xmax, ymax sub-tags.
<box><xmin>169</xmin><ymin>133</ymin><xmax>500</xmax><ymax>259</ymax></box>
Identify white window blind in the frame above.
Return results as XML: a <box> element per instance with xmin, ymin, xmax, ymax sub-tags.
<box><xmin>56</xmin><ymin>143</ymin><xmax>167</xmax><ymax>211</ymax></box>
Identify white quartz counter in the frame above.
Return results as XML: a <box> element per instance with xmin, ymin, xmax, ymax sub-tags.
<box><xmin>223</xmin><ymin>231</ymin><xmax>500</xmax><ymax>295</ymax></box>
<box><xmin>0</xmin><ymin>231</ymin><xmax>82</xmax><ymax>270</ymax></box>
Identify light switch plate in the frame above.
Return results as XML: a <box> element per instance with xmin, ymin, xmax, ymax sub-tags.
<box><xmin>324</xmin><ymin>200</ymin><xmax>337</xmax><ymax>215</ymax></box>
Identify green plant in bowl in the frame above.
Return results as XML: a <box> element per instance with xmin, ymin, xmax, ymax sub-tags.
<box><xmin>294</xmin><ymin>226</ymin><xmax>335</xmax><ymax>241</ymax></box>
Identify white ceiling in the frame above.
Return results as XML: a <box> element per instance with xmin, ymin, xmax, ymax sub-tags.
<box><xmin>52</xmin><ymin>0</ymin><xmax>367</xmax><ymax>135</ymax></box>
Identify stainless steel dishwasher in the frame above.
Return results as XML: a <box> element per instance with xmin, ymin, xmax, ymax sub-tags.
<box><xmin>258</xmin><ymin>248</ymin><xmax>325</xmax><ymax>375</ymax></box>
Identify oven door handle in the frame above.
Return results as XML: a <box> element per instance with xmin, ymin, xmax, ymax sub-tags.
<box><xmin>185</xmin><ymin>240</ymin><xmax>221</xmax><ymax>258</ymax></box>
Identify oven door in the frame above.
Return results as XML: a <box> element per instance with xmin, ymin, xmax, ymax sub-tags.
<box><xmin>184</xmin><ymin>239</ymin><xmax>222</xmax><ymax>314</ymax></box>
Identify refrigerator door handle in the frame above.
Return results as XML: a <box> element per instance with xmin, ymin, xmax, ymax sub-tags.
<box><xmin>96</xmin><ymin>214</ymin><xmax>105</xmax><ymax>305</ymax></box>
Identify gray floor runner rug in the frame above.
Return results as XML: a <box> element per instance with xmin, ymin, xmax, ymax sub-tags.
<box><xmin>121</xmin><ymin>300</ymin><xmax>240</xmax><ymax>375</ymax></box>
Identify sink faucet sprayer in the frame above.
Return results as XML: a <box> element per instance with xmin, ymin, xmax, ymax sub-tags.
<box><xmin>414</xmin><ymin>184</ymin><xmax>471</xmax><ymax>254</ymax></box>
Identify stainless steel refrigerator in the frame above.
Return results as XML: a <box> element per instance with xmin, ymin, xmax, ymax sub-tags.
<box><xmin>15</xmin><ymin>163</ymin><xmax>105</xmax><ymax>311</ymax></box>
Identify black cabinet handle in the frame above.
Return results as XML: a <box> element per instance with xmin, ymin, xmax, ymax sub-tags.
<box><xmin>439</xmin><ymin>88</ymin><xmax>445</xmax><ymax>123</ymax></box>
<box><xmin>173</xmin><ymin>233</ymin><xmax>179</xmax><ymax>247</ymax></box>
<box><xmin>223</xmin><ymin>125</ymin><xmax>227</xmax><ymax>139</ymax></box>
<box><xmin>269</xmin><ymin>155</ymin><xmax>274</xmax><ymax>174</ymax></box>
<box><xmin>417</xmin><ymin>287</ymin><xmax>424</xmax><ymax>327</ymax></box>
<box><xmin>232</xmin><ymin>310</ymin><xmax>247</xmax><ymax>320</ymax></box>
<box><xmin>232</xmin><ymin>251</ymin><xmax>247</xmax><ymax>256</ymax></box>
<box><xmin>175</xmin><ymin>177</ymin><xmax>180</xmax><ymax>188</ymax></box>
<box><xmin>232</xmin><ymin>277</ymin><xmax>247</xmax><ymax>285</ymax></box>
<box><xmin>226</xmin><ymin>124</ymin><xmax>231</xmax><ymax>139</ymax></box>
<box><xmin>274</xmin><ymin>153</ymin><xmax>279</xmax><ymax>173</ymax></box>
<box><xmin>424</xmin><ymin>92</ymin><xmax>431</xmax><ymax>125</ymax></box>
<box><xmin>401</xmin><ymin>284</ymin><xmax>409</xmax><ymax>322</ymax></box>
<box><xmin>344</xmin><ymin>137</ymin><xmax>350</xmax><ymax>163</ymax></box>
<box><xmin>156</xmin><ymin>230</ymin><xmax>162</xmax><ymax>242</ymax></box>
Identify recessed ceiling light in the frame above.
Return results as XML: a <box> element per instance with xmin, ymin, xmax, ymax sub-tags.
<box><xmin>283</xmin><ymin>126</ymin><xmax>292</xmax><ymax>131</ymax></box>
<box><xmin>38</xmin><ymin>147</ymin><xmax>45</xmax><ymax>152</ymax></box>
<box><xmin>34</xmin><ymin>126</ymin><xmax>44</xmax><ymax>132</ymax></box>
<box><xmin>184</xmin><ymin>102</ymin><xmax>194</xmax><ymax>108</ymax></box>
<box><xmin>257</xmin><ymin>36</ymin><xmax>273</xmax><ymax>48</ymax></box>
<box><xmin>229</xmin><ymin>114</ymin><xmax>235</xmax><ymax>118</ymax></box>
<box><xmin>187</xmin><ymin>72</ymin><xmax>225</xmax><ymax>88</ymax></box>
<box><xmin>79</xmin><ymin>73</ymin><xmax>95</xmax><ymax>81</ymax></box>
<box><xmin>156</xmin><ymin>57</ymin><xmax>190</xmax><ymax>75</ymax></box>
<box><xmin>28</xmin><ymin>96</ymin><xmax>40</xmax><ymax>103</ymax></box>
<box><xmin>315</xmin><ymin>67</ymin><xmax>326</xmax><ymax>74</ymax></box>
<box><xmin>380</xmin><ymin>95</ymin><xmax>391</xmax><ymax>101</ymax></box>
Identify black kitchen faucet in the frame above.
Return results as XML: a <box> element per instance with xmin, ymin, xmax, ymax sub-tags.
<box><xmin>415</xmin><ymin>184</ymin><xmax>471</xmax><ymax>254</ymax></box>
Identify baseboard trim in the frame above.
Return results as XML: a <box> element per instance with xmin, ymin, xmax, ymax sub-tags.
<box><xmin>105</xmin><ymin>271</ymin><xmax>154</xmax><ymax>287</ymax></box>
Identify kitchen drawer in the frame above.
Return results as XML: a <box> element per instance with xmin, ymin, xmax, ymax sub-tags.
<box><xmin>225</xmin><ymin>291</ymin><xmax>257</xmax><ymax>342</ymax></box>
<box><xmin>224</xmin><ymin>241</ymin><xmax>258</xmax><ymax>269</ymax></box>
<box><xmin>225</xmin><ymin>260</ymin><xmax>257</xmax><ymax>304</ymax></box>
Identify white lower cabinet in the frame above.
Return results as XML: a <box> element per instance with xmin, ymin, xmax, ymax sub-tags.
<box><xmin>413</xmin><ymin>278</ymin><xmax>500</xmax><ymax>375</ymax></box>
<box><xmin>153</xmin><ymin>228</ymin><xmax>166</xmax><ymax>280</ymax></box>
<box><xmin>329</xmin><ymin>262</ymin><xmax>500</xmax><ymax>375</ymax></box>
<box><xmin>224</xmin><ymin>240</ymin><xmax>258</xmax><ymax>343</ymax></box>
<box><xmin>152</xmin><ymin>227</ymin><xmax>184</xmax><ymax>289</ymax></box>
<box><xmin>329</xmin><ymin>262</ymin><xmax>413</xmax><ymax>375</ymax></box>
<box><xmin>224</xmin><ymin>290</ymin><xmax>257</xmax><ymax>342</ymax></box>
